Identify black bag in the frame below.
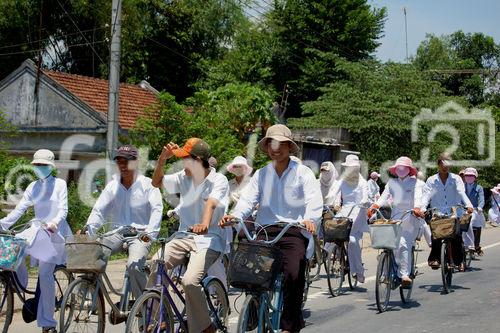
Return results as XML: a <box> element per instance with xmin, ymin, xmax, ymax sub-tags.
<box><xmin>22</xmin><ymin>278</ymin><xmax>40</xmax><ymax>323</ymax></box>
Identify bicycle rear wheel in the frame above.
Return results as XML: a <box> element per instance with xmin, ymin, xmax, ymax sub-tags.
<box><xmin>464</xmin><ymin>248</ymin><xmax>473</xmax><ymax>269</ymax></box>
<box><xmin>59</xmin><ymin>277</ymin><xmax>105</xmax><ymax>333</ymax></box>
<box><xmin>0</xmin><ymin>275</ymin><xmax>13</xmax><ymax>333</ymax></box>
<box><xmin>375</xmin><ymin>251</ymin><xmax>391</xmax><ymax>313</ymax></box>
<box><xmin>236</xmin><ymin>294</ymin><xmax>260</xmax><ymax>333</ymax></box>
<box><xmin>125</xmin><ymin>291</ymin><xmax>175</xmax><ymax>333</ymax></box>
<box><xmin>441</xmin><ymin>241</ymin><xmax>453</xmax><ymax>294</ymax></box>
<box><xmin>325</xmin><ymin>245</ymin><xmax>344</xmax><ymax>297</ymax></box>
<box><xmin>204</xmin><ymin>278</ymin><xmax>229</xmax><ymax>332</ymax></box>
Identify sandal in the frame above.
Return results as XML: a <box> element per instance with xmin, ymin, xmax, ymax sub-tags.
<box><xmin>428</xmin><ymin>261</ymin><xmax>440</xmax><ymax>270</ymax></box>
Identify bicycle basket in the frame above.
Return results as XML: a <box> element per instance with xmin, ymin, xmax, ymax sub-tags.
<box><xmin>430</xmin><ymin>215</ymin><xmax>458</xmax><ymax>239</ymax></box>
<box><xmin>0</xmin><ymin>235</ymin><xmax>27</xmax><ymax>271</ymax></box>
<box><xmin>65</xmin><ymin>235</ymin><xmax>111</xmax><ymax>273</ymax></box>
<box><xmin>322</xmin><ymin>216</ymin><xmax>352</xmax><ymax>242</ymax></box>
<box><xmin>369</xmin><ymin>220</ymin><xmax>402</xmax><ymax>250</ymax></box>
<box><xmin>228</xmin><ymin>241</ymin><xmax>283</xmax><ymax>291</ymax></box>
<box><xmin>459</xmin><ymin>213</ymin><xmax>472</xmax><ymax>232</ymax></box>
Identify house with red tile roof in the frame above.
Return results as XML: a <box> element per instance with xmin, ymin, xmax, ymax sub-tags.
<box><xmin>0</xmin><ymin>59</ymin><xmax>158</xmax><ymax>180</ymax></box>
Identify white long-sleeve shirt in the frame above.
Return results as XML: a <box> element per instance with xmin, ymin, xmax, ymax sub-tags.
<box><xmin>231</xmin><ymin>160</ymin><xmax>323</xmax><ymax>226</ymax></box>
<box><xmin>376</xmin><ymin>176</ymin><xmax>423</xmax><ymax>220</ymax></box>
<box><xmin>367</xmin><ymin>179</ymin><xmax>380</xmax><ymax>202</ymax></box>
<box><xmin>162</xmin><ymin>168</ymin><xmax>229</xmax><ymax>252</ymax></box>
<box><xmin>86</xmin><ymin>174</ymin><xmax>163</xmax><ymax>237</ymax></box>
<box><xmin>0</xmin><ymin>176</ymin><xmax>70</xmax><ymax>236</ymax></box>
<box><xmin>419</xmin><ymin>173</ymin><xmax>472</xmax><ymax>214</ymax></box>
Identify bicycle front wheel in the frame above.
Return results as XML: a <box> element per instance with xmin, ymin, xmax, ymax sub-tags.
<box><xmin>236</xmin><ymin>294</ymin><xmax>260</xmax><ymax>333</ymax></box>
<box><xmin>441</xmin><ymin>241</ymin><xmax>453</xmax><ymax>294</ymax></box>
<box><xmin>325</xmin><ymin>246</ymin><xmax>344</xmax><ymax>297</ymax></box>
<box><xmin>59</xmin><ymin>277</ymin><xmax>105</xmax><ymax>333</ymax></box>
<box><xmin>204</xmin><ymin>278</ymin><xmax>229</xmax><ymax>331</ymax></box>
<box><xmin>125</xmin><ymin>291</ymin><xmax>174</xmax><ymax>333</ymax></box>
<box><xmin>375</xmin><ymin>251</ymin><xmax>391</xmax><ymax>313</ymax></box>
<box><xmin>54</xmin><ymin>266</ymin><xmax>73</xmax><ymax>311</ymax></box>
<box><xmin>0</xmin><ymin>275</ymin><xmax>13</xmax><ymax>333</ymax></box>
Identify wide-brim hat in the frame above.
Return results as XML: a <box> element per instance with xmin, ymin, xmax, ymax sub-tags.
<box><xmin>388</xmin><ymin>156</ymin><xmax>417</xmax><ymax>177</ymax></box>
<box><xmin>341</xmin><ymin>154</ymin><xmax>360</xmax><ymax>167</ymax></box>
<box><xmin>492</xmin><ymin>184</ymin><xmax>500</xmax><ymax>194</ymax></box>
<box><xmin>227</xmin><ymin>156</ymin><xmax>253</xmax><ymax>176</ymax></box>
<box><xmin>370</xmin><ymin>171</ymin><xmax>380</xmax><ymax>179</ymax></box>
<box><xmin>31</xmin><ymin>149</ymin><xmax>56</xmax><ymax>167</ymax></box>
<box><xmin>463</xmin><ymin>167</ymin><xmax>478</xmax><ymax>178</ymax></box>
<box><xmin>258</xmin><ymin>124</ymin><xmax>299</xmax><ymax>154</ymax></box>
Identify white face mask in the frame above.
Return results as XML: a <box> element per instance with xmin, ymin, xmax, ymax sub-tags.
<box><xmin>395</xmin><ymin>166</ymin><xmax>410</xmax><ymax>178</ymax></box>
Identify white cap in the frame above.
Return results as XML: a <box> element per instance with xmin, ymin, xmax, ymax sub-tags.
<box><xmin>31</xmin><ymin>149</ymin><xmax>55</xmax><ymax>167</ymax></box>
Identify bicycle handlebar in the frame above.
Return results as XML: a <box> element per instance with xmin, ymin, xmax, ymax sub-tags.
<box><xmin>223</xmin><ymin>218</ymin><xmax>307</xmax><ymax>244</ymax></box>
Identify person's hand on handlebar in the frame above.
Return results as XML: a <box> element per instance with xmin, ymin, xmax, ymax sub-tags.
<box><xmin>140</xmin><ymin>234</ymin><xmax>151</xmax><ymax>242</ymax></box>
<box><xmin>466</xmin><ymin>207</ymin><xmax>474</xmax><ymax>214</ymax></box>
<box><xmin>301</xmin><ymin>220</ymin><xmax>316</xmax><ymax>234</ymax></box>
<box><xmin>412</xmin><ymin>207</ymin><xmax>425</xmax><ymax>218</ymax></box>
<box><xmin>219</xmin><ymin>215</ymin><xmax>236</xmax><ymax>228</ymax></box>
<box><xmin>75</xmin><ymin>225</ymin><xmax>88</xmax><ymax>235</ymax></box>
<box><xmin>191</xmin><ymin>223</ymin><xmax>209</xmax><ymax>235</ymax></box>
<box><xmin>367</xmin><ymin>204</ymin><xmax>379</xmax><ymax>219</ymax></box>
<box><xmin>46</xmin><ymin>222</ymin><xmax>58</xmax><ymax>233</ymax></box>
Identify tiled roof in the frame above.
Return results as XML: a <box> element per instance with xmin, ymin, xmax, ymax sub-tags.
<box><xmin>44</xmin><ymin>71</ymin><xmax>158</xmax><ymax>129</ymax></box>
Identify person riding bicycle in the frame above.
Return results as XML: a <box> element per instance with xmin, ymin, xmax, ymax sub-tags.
<box><xmin>319</xmin><ymin>161</ymin><xmax>339</xmax><ymax>205</ymax></box>
<box><xmin>0</xmin><ymin>149</ymin><xmax>72</xmax><ymax>333</ymax></box>
<box><xmin>324</xmin><ymin>154</ymin><xmax>369</xmax><ymax>283</ymax></box>
<box><xmin>462</xmin><ymin>168</ymin><xmax>485</xmax><ymax>255</ymax></box>
<box><xmin>221</xmin><ymin>124</ymin><xmax>322</xmax><ymax>333</ymax></box>
<box><xmin>83</xmin><ymin>145</ymin><xmax>163</xmax><ymax>300</ymax></box>
<box><xmin>367</xmin><ymin>171</ymin><xmax>381</xmax><ymax>203</ymax></box>
<box><xmin>368</xmin><ymin>157</ymin><xmax>424</xmax><ymax>286</ymax></box>
<box><xmin>151</xmin><ymin>138</ymin><xmax>229</xmax><ymax>333</ymax></box>
<box><xmin>414</xmin><ymin>154</ymin><xmax>473</xmax><ymax>271</ymax></box>
<box><xmin>488</xmin><ymin>184</ymin><xmax>500</xmax><ymax>227</ymax></box>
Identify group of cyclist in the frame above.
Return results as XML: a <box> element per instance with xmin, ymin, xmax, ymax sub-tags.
<box><xmin>0</xmin><ymin>123</ymin><xmax>497</xmax><ymax>333</ymax></box>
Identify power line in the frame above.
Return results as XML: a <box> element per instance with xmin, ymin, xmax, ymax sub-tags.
<box><xmin>0</xmin><ymin>27</ymin><xmax>107</xmax><ymax>51</ymax></box>
<box><xmin>0</xmin><ymin>40</ymin><xmax>107</xmax><ymax>57</ymax></box>
<box><xmin>55</xmin><ymin>0</ymin><xmax>106</xmax><ymax>66</ymax></box>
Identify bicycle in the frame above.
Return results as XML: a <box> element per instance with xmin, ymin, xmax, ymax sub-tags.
<box><xmin>224</xmin><ymin>219</ymin><xmax>308</xmax><ymax>333</ymax></box>
<box><xmin>59</xmin><ymin>224</ymin><xmax>150</xmax><ymax>333</ymax></box>
<box><xmin>427</xmin><ymin>205</ymin><xmax>468</xmax><ymax>294</ymax></box>
<box><xmin>322</xmin><ymin>204</ymin><xmax>366</xmax><ymax>297</ymax></box>
<box><xmin>125</xmin><ymin>231</ymin><xmax>229</xmax><ymax>333</ymax></box>
<box><xmin>302</xmin><ymin>234</ymin><xmax>327</xmax><ymax>307</ymax></box>
<box><xmin>370</xmin><ymin>210</ymin><xmax>419</xmax><ymax>313</ymax></box>
<box><xmin>0</xmin><ymin>220</ymin><xmax>72</xmax><ymax>333</ymax></box>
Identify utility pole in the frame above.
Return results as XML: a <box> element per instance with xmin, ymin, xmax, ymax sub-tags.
<box><xmin>404</xmin><ymin>7</ymin><xmax>409</xmax><ymax>62</ymax></box>
<box><xmin>106</xmin><ymin>0</ymin><xmax>122</xmax><ymax>179</ymax></box>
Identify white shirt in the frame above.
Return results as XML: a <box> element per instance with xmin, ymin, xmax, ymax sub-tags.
<box><xmin>367</xmin><ymin>179</ymin><xmax>380</xmax><ymax>202</ymax></box>
<box><xmin>231</xmin><ymin>160</ymin><xmax>323</xmax><ymax>258</ymax></box>
<box><xmin>162</xmin><ymin>168</ymin><xmax>229</xmax><ymax>252</ymax></box>
<box><xmin>376</xmin><ymin>176</ymin><xmax>423</xmax><ymax>219</ymax></box>
<box><xmin>231</xmin><ymin>160</ymin><xmax>323</xmax><ymax>226</ymax></box>
<box><xmin>228</xmin><ymin>177</ymin><xmax>250</xmax><ymax>206</ymax></box>
<box><xmin>86</xmin><ymin>174</ymin><xmax>163</xmax><ymax>237</ymax></box>
<box><xmin>0</xmin><ymin>176</ymin><xmax>71</xmax><ymax>237</ymax></box>
<box><xmin>420</xmin><ymin>173</ymin><xmax>472</xmax><ymax>214</ymax></box>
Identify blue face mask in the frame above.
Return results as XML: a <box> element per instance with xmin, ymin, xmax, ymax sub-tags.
<box><xmin>33</xmin><ymin>165</ymin><xmax>53</xmax><ymax>179</ymax></box>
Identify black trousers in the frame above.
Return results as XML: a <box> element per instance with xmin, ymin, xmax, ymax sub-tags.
<box><xmin>473</xmin><ymin>227</ymin><xmax>482</xmax><ymax>250</ymax></box>
<box><xmin>428</xmin><ymin>234</ymin><xmax>464</xmax><ymax>266</ymax></box>
<box><xmin>258</xmin><ymin>226</ymin><xmax>308</xmax><ymax>332</ymax></box>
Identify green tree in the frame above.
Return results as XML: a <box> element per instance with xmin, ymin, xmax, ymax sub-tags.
<box><xmin>131</xmin><ymin>83</ymin><xmax>275</xmax><ymax>167</ymax></box>
<box><xmin>413</xmin><ymin>31</ymin><xmax>500</xmax><ymax>106</ymax></box>
<box><xmin>288</xmin><ymin>60</ymin><xmax>470</xmax><ymax>168</ymax></box>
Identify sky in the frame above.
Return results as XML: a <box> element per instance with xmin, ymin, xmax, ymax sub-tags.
<box><xmin>370</xmin><ymin>0</ymin><xmax>500</xmax><ymax>62</ymax></box>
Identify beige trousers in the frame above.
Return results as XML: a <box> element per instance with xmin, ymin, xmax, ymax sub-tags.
<box><xmin>158</xmin><ymin>238</ymin><xmax>220</xmax><ymax>333</ymax></box>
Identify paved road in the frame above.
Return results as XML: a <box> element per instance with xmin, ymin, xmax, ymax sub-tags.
<box><xmin>7</xmin><ymin>227</ymin><xmax>500</xmax><ymax>333</ymax></box>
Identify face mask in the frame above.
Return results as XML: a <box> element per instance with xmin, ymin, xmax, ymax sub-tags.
<box><xmin>464</xmin><ymin>175</ymin><xmax>476</xmax><ymax>184</ymax></box>
<box><xmin>34</xmin><ymin>165</ymin><xmax>53</xmax><ymax>179</ymax></box>
<box><xmin>232</xmin><ymin>167</ymin><xmax>245</xmax><ymax>177</ymax></box>
<box><xmin>395</xmin><ymin>166</ymin><xmax>410</xmax><ymax>178</ymax></box>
